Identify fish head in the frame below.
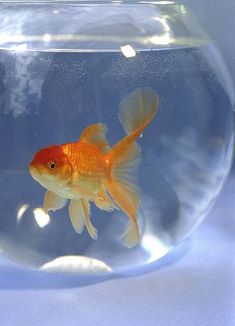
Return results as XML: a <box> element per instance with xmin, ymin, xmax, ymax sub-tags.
<box><xmin>29</xmin><ymin>145</ymin><xmax>72</xmax><ymax>190</ymax></box>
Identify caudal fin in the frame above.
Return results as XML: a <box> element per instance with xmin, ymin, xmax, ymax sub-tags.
<box><xmin>105</xmin><ymin>88</ymin><xmax>158</xmax><ymax>248</ymax></box>
<box><xmin>119</xmin><ymin>87</ymin><xmax>158</xmax><ymax>137</ymax></box>
<box><xmin>105</xmin><ymin>141</ymin><xmax>141</xmax><ymax>248</ymax></box>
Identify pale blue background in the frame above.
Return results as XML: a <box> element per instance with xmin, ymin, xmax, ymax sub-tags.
<box><xmin>181</xmin><ymin>0</ymin><xmax>235</xmax><ymax>91</ymax></box>
<box><xmin>0</xmin><ymin>1</ymin><xmax>234</xmax><ymax>325</ymax></box>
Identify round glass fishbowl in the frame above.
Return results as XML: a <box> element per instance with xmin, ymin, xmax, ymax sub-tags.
<box><xmin>0</xmin><ymin>0</ymin><xmax>233</xmax><ymax>274</ymax></box>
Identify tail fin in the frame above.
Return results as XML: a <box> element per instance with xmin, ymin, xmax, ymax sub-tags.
<box><xmin>105</xmin><ymin>88</ymin><xmax>158</xmax><ymax>248</ymax></box>
<box><xmin>119</xmin><ymin>87</ymin><xmax>158</xmax><ymax>137</ymax></box>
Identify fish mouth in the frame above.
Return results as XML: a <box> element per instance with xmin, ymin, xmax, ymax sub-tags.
<box><xmin>29</xmin><ymin>164</ymin><xmax>54</xmax><ymax>185</ymax></box>
<box><xmin>29</xmin><ymin>164</ymin><xmax>38</xmax><ymax>173</ymax></box>
<box><xmin>29</xmin><ymin>165</ymin><xmax>41</xmax><ymax>180</ymax></box>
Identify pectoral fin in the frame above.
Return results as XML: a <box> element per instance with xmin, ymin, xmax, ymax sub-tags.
<box><xmin>43</xmin><ymin>191</ymin><xmax>67</xmax><ymax>214</ymax></box>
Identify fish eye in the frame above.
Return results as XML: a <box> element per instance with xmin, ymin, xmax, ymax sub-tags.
<box><xmin>48</xmin><ymin>161</ymin><xmax>56</xmax><ymax>169</ymax></box>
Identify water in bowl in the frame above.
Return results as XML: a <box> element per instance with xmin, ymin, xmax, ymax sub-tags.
<box><xmin>0</xmin><ymin>44</ymin><xmax>233</xmax><ymax>273</ymax></box>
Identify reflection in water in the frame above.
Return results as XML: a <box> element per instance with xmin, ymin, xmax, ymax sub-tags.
<box><xmin>160</xmin><ymin>129</ymin><xmax>233</xmax><ymax>242</ymax></box>
<box><xmin>40</xmin><ymin>255</ymin><xmax>112</xmax><ymax>274</ymax></box>
<box><xmin>3</xmin><ymin>52</ymin><xmax>43</xmax><ymax>117</ymax></box>
<box><xmin>33</xmin><ymin>208</ymin><xmax>50</xmax><ymax>228</ymax></box>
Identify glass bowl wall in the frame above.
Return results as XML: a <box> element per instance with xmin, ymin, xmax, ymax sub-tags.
<box><xmin>0</xmin><ymin>1</ymin><xmax>233</xmax><ymax>273</ymax></box>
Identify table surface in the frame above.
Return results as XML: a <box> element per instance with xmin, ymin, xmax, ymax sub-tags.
<box><xmin>0</xmin><ymin>175</ymin><xmax>234</xmax><ymax>326</ymax></box>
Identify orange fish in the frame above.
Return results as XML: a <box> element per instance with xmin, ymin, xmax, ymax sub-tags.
<box><xmin>29</xmin><ymin>88</ymin><xmax>158</xmax><ymax>248</ymax></box>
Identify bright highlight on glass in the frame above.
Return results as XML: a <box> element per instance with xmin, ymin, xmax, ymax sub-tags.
<box><xmin>141</xmin><ymin>234</ymin><xmax>169</xmax><ymax>263</ymax></box>
<box><xmin>120</xmin><ymin>45</ymin><xmax>136</xmax><ymax>58</ymax></box>
<box><xmin>40</xmin><ymin>255</ymin><xmax>113</xmax><ymax>273</ymax></box>
<box><xmin>140</xmin><ymin>1</ymin><xmax>175</xmax><ymax>5</ymax></box>
<box><xmin>17</xmin><ymin>204</ymin><xmax>29</xmax><ymax>223</ymax></box>
<box><xmin>150</xmin><ymin>17</ymin><xmax>171</xmax><ymax>45</ymax></box>
<box><xmin>12</xmin><ymin>43</ymin><xmax>28</xmax><ymax>52</ymax></box>
<box><xmin>33</xmin><ymin>208</ymin><xmax>50</xmax><ymax>228</ymax></box>
<box><xmin>43</xmin><ymin>34</ymin><xmax>52</xmax><ymax>43</ymax></box>
<box><xmin>150</xmin><ymin>35</ymin><xmax>171</xmax><ymax>45</ymax></box>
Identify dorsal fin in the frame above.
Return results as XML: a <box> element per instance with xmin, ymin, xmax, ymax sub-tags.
<box><xmin>79</xmin><ymin>123</ymin><xmax>111</xmax><ymax>154</ymax></box>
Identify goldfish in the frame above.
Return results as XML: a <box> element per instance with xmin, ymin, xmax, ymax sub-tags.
<box><xmin>29</xmin><ymin>88</ymin><xmax>158</xmax><ymax>248</ymax></box>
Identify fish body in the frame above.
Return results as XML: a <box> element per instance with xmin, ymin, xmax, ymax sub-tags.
<box><xmin>58</xmin><ymin>141</ymin><xmax>108</xmax><ymax>199</ymax></box>
<box><xmin>29</xmin><ymin>88</ymin><xmax>158</xmax><ymax>247</ymax></box>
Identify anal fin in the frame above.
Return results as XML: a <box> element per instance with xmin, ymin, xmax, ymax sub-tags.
<box><xmin>69</xmin><ymin>199</ymin><xmax>98</xmax><ymax>240</ymax></box>
<box><xmin>69</xmin><ymin>200</ymin><xmax>85</xmax><ymax>234</ymax></box>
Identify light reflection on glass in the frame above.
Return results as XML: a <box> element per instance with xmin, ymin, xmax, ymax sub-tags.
<box><xmin>180</xmin><ymin>5</ymin><xmax>187</xmax><ymax>15</ymax></box>
<box><xmin>141</xmin><ymin>233</ymin><xmax>169</xmax><ymax>263</ymax></box>
<box><xmin>12</xmin><ymin>43</ymin><xmax>28</xmax><ymax>52</ymax></box>
<box><xmin>120</xmin><ymin>44</ymin><xmax>136</xmax><ymax>58</ymax></box>
<box><xmin>40</xmin><ymin>255</ymin><xmax>113</xmax><ymax>273</ymax></box>
<box><xmin>33</xmin><ymin>208</ymin><xmax>50</xmax><ymax>228</ymax></box>
<box><xmin>154</xmin><ymin>16</ymin><xmax>170</xmax><ymax>32</ymax></box>
<box><xmin>16</xmin><ymin>204</ymin><xmax>29</xmax><ymax>223</ymax></box>
<box><xmin>150</xmin><ymin>16</ymin><xmax>171</xmax><ymax>46</ymax></box>
<box><xmin>150</xmin><ymin>35</ymin><xmax>171</xmax><ymax>46</ymax></box>
<box><xmin>157</xmin><ymin>1</ymin><xmax>175</xmax><ymax>4</ymax></box>
<box><xmin>140</xmin><ymin>1</ymin><xmax>175</xmax><ymax>4</ymax></box>
<box><xmin>42</xmin><ymin>33</ymin><xmax>52</xmax><ymax>43</ymax></box>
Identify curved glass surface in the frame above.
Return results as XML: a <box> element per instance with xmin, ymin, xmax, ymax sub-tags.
<box><xmin>0</xmin><ymin>1</ymin><xmax>233</xmax><ymax>274</ymax></box>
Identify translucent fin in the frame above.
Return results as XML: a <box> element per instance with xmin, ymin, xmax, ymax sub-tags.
<box><xmin>94</xmin><ymin>187</ymin><xmax>118</xmax><ymax>212</ymax></box>
<box><xmin>43</xmin><ymin>191</ymin><xmax>67</xmax><ymax>214</ymax></box>
<box><xmin>119</xmin><ymin>88</ymin><xmax>158</xmax><ymax>136</ymax></box>
<box><xmin>69</xmin><ymin>199</ymin><xmax>98</xmax><ymax>239</ymax></box>
<box><xmin>79</xmin><ymin>123</ymin><xmax>111</xmax><ymax>154</ymax></box>
<box><xmin>105</xmin><ymin>176</ymin><xmax>140</xmax><ymax>248</ymax></box>
<box><xmin>105</xmin><ymin>141</ymin><xmax>141</xmax><ymax>248</ymax></box>
<box><xmin>123</xmin><ymin>221</ymin><xmax>140</xmax><ymax>249</ymax></box>
<box><xmin>82</xmin><ymin>199</ymin><xmax>98</xmax><ymax>240</ymax></box>
<box><xmin>69</xmin><ymin>200</ymin><xmax>85</xmax><ymax>234</ymax></box>
<box><xmin>103</xmin><ymin>88</ymin><xmax>158</xmax><ymax>248</ymax></box>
